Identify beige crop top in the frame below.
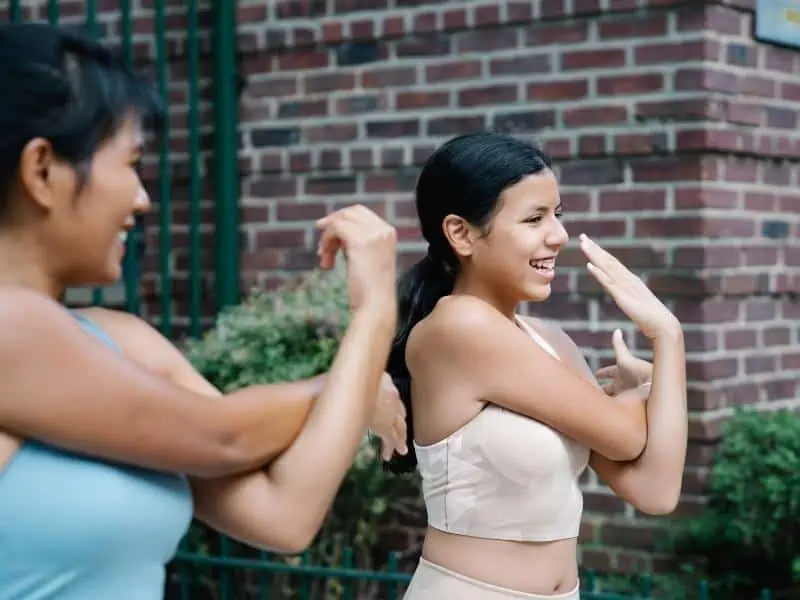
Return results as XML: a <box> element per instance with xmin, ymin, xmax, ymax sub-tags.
<box><xmin>413</xmin><ymin>316</ymin><xmax>590</xmax><ymax>542</ymax></box>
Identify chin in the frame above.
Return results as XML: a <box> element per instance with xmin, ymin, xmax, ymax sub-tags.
<box><xmin>523</xmin><ymin>283</ymin><xmax>552</xmax><ymax>303</ymax></box>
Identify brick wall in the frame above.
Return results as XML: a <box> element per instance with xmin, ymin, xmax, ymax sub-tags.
<box><xmin>8</xmin><ymin>0</ymin><xmax>798</xmax><ymax>574</ymax></box>
<box><xmin>233</xmin><ymin>0</ymin><xmax>800</xmax><ymax>573</ymax></box>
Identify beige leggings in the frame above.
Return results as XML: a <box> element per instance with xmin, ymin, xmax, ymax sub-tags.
<box><xmin>403</xmin><ymin>558</ymin><xmax>580</xmax><ymax>600</ymax></box>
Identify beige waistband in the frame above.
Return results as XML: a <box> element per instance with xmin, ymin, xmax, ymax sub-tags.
<box><xmin>416</xmin><ymin>557</ymin><xmax>581</xmax><ymax>599</ymax></box>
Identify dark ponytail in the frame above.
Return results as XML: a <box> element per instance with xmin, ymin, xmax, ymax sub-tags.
<box><xmin>383</xmin><ymin>132</ymin><xmax>553</xmax><ymax>474</ymax></box>
<box><xmin>385</xmin><ymin>253</ymin><xmax>455</xmax><ymax>473</ymax></box>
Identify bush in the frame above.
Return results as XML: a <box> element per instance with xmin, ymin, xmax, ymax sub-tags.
<box><xmin>663</xmin><ymin>408</ymin><xmax>800</xmax><ymax>599</ymax></box>
<box><xmin>180</xmin><ymin>270</ymin><xmax>420</xmax><ymax>599</ymax></box>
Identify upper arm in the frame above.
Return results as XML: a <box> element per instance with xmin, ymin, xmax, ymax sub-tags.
<box><xmin>0</xmin><ymin>291</ymin><xmax>233</xmax><ymax>476</ymax></box>
<box><xmin>422</xmin><ymin>297</ymin><xmax>646</xmax><ymax>461</ymax></box>
<box><xmin>531</xmin><ymin>317</ymin><xmax>661</xmax><ymax>509</ymax></box>
<box><xmin>78</xmin><ymin>308</ymin><xmax>220</xmax><ymax>397</ymax></box>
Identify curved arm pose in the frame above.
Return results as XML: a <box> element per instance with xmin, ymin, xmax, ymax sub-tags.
<box><xmin>385</xmin><ymin>132</ymin><xmax>687</xmax><ymax>599</ymax></box>
<box><xmin>0</xmin><ymin>22</ymin><xmax>406</xmax><ymax>600</ymax></box>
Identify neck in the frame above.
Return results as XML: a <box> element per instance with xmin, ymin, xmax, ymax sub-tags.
<box><xmin>0</xmin><ymin>232</ymin><xmax>64</xmax><ymax>300</ymax></box>
<box><xmin>451</xmin><ymin>274</ymin><xmax>520</xmax><ymax>320</ymax></box>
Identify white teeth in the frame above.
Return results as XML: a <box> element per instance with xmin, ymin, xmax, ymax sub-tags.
<box><xmin>530</xmin><ymin>258</ymin><xmax>555</xmax><ymax>271</ymax></box>
<box><xmin>119</xmin><ymin>231</ymin><xmax>128</xmax><ymax>244</ymax></box>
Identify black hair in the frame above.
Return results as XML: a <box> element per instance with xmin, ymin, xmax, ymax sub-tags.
<box><xmin>0</xmin><ymin>22</ymin><xmax>163</xmax><ymax>211</ymax></box>
<box><xmin>385</xmin><ymin>132</ymin><xmax>553</xmax><ymax>474</ymax></box>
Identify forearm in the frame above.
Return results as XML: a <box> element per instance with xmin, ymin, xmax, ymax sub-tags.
<box><xmin>596</xmin><ymin>324</ymin><xmax>687</xmax><ymax>510</ymax></box>
<box><xmin>638</xmin><ymin>325</ymin><xmax>688</xmax><ymax>485</ymax></box>
<box><xmin>263</xmin><ymin>306</ymin><xmax>395</xmax><ymax>539</ymax></box>
<box><xmin>208</xmin><ymin>375</ymin><xmax>327</xmax><ymax>472</ymax></box>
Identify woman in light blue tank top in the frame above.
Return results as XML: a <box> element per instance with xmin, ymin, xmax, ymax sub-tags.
<box><xmin>0</xmin><ymin>23</ymin><xmax>407</xmax><ymax>600</ymax></box>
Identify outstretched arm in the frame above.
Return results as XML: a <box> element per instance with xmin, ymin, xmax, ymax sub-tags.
<box><xmin>83</xmin><ymin>306</ymin><xmax>405</xmax><ymax>553</ymax></box>
<box><xmin>544</xmin><ymin>321</ymin><xmax>687</xmax><ymax>515</ymax></box>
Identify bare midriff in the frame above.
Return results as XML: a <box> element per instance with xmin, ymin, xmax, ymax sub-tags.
<box><xmin>421</xmin><ymin>526</ymin><xmax>579</xmax><ymax>595</ymax></box>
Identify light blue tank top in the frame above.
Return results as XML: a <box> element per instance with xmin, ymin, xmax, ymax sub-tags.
<box><xmin>0</xmin><ymin>313</ymin><xmax>194</xmax><ymax>600</ymax></box>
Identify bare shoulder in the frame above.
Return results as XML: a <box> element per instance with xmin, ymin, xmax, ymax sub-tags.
<box><xmin>409</xmin><ymin>296</ymin><xmax>512</xmax><ymax>353</ymax></box>
<box><xmin>407</xmin><ymin>295</ymin><xmax>524</xmax><ymax>378</ymax></box>
<box><xmin>0</xmin><ymin>286</ymin><xmax>65</xmax><ymax>321</ymax></box>
<box><xmin>0</xmin><ymin>287</ymin><xmax>82</xmax><ymax>353</ymax></box>
<box><xmin>76</xmin><ymin>308</ymin><xmax>182</xmax><ymax>379</ymax></box>
<box><xmin>519</xmin><ymin>314</ymin><xmax>596</xmax><ymax>384</ymax></box>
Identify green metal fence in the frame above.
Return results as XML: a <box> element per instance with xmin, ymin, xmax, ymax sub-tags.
<box><xmin>165</xmin><ymin>538</ymin><xmax>778</xmax><ymax>600</ymax></box>
<box><xmin>6</xmin><ymin>0</ymin><xmax>241</xmax><ymax>336</ymax></box>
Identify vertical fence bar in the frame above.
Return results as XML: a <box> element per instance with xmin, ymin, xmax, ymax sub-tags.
<box><xmin>82</xmin><ymin>0</ymin><xmax>105</xmax><ymax>306</ymax></box>
<box><xmin>47</xmin><ymin>0</ymin><xmax>59</xmax><ymax>24</ymax></box>
<box><xmin>299</xmin><ymin>551</ymin><xmax>311</xmax><ymax>600</ymax></box>
<box><xmin>258</xmin><ymin>550</ymin><xmax>271</xmax><ymax>600</ymax></box>
<box><xmin>218</xmin><ymin>537</ymin><xmax>231</xmax><ymax>600</ymax></box>
<box><xmin>386</xmin><ymin>552</ymin><xmax>400</xmax><ymax>600</ymax></box>
<box><xmin>154</xmin><ymin>0</ymin><xmax>172</xmax><ymax>336</ymax></box>
<box><xmin>84</xmin><ymin>0</ymin><xmax>97</xmax><ymax>36</ymax></box>
<box><xmin>342</xmin><ymin>547</ymin><xmax>354</xmax><ymax>600</ymax></box>
<box><xmin>77</xmin><ymin>0</ymin><xmax>105</xmax><ymax>306</ymax></box>
<box><xmin>120</xmin><ymin>0</ymin><xmax>143</xmax><ymax>316</ymax></box>
<box><xmin>9</xmin><ymin>0</ymin><xmax>21</xmax><ymax>22</ymax></box>
<box><xmin>211</xmin><ymin>0</ymin><xmax>240</xmax><ymax>312</ymax></box>
<box><xmin>187</xmin><ymin>0</ymin><xmax>202</xmax><ymax>336</ymax></box>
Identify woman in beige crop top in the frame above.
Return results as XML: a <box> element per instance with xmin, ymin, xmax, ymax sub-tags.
<box><xmin>385</xmin><ymin>133</ymin><xmax>687</xmax><ymax>599</ymax></box>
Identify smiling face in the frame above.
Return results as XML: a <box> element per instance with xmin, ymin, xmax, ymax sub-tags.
<box><xmin>447</xmin><ymin>170</ymin><xmax>568</xmax><ymax>311</ymax></box>
<box><xmin>13</xmin><ymin>111</ymin><xmax>151</xmax><ymax>290</ymax></box>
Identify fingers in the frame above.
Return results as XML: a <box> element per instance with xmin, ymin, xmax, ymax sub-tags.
<box><xmin>594</xmin><ymin>365</ymin><xmax>618</xmax><ymax>379</ymax></box>
<box><xmin>316</xmin><ymin>228</ymin><xmax>342</xmax><ymax>270</ymax></box>
<box><xmin>611</xmin><ymin>328</ymin><xmax>633</xmax><ymax>362</ymax></box>
<box><xmin>580</xmin><ymin>234</ymin><xmax>625</xmax><ymax>279</ymax></box>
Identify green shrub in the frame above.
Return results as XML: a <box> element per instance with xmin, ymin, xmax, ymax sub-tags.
<box><xmin>663</xmin><ymin>408</ymin><xmax>800</xmax><ymax>599</ymax></box>
<box><xmin>181</xmin><ymin>270</ymin><xmax>420</xmax><ymax>598</ymax></box>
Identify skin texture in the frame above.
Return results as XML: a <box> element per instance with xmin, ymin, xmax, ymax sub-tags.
<box><xmin>405</xmin><ymin>171</ymin><xmax>687</xmax><ymax>594</ymax></box>
<box><xmin>0</xmin><ymin>114</ymin><xmax>406</xmax><ymax>553</ymax></box>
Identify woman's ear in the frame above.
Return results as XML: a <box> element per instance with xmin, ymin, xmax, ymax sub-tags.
<box><xmin>442</xmin><ymin>214</ymin><xmax>477</xmax><ymax>260</ymax></box>
<box><xmin>18</xmin><ymin>137</ymin><xmax>59</xmax><ymax>212</ymax></box>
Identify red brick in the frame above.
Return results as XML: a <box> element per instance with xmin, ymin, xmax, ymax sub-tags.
<box><xmin>473</xmin><ymin>3</ymin><xmax>501</xmax><ymax>27</ymax></box>
<box><xmin>362</xmin><ymin>66</ymin><xmax>417</xmax><ymax>88</ymax></box>
<box><xmin>597</xmin><ymin>73</ymin><xmax>663</xmax><ymax>95</ymax></box>
<box><xmin>442</xmin><ymin>8</ymin><xmax>468</xmax><ymax>30</ymax></box>
<box><xmin>525</xmin><ymin>22</ymin><xmax>589</xmax><ymax>46</ymax></box>
<box><xmin>636</xmin><ymin>39</ymin><xmax>717</xmax><ymax>65</ymax></box>
<box><xmin>598</xmin><ymin>14</ymin><xmax>668</xmax><ymax>38</ymax></box>
<box><xmin>458</xmin><ymin>84</ymin><xmax>519</xmax><ymax>108</ymax></box>
<box><xmin>489</xmin><ymin>53</ymin><xmax>551</xmax><ymax>76</ymax></box>
<box><xmin>563</xmin><ymin>106</ymin><xmax>627</xmax><ymax>127</ymax></box>
<box><xmin>395</xmin><ymin>91</ymin><xmax>450</xmax><ymax>111</ymax></box>
<box><xmin>527</xmin><ymin>80</ymin><xmax>588</xmax><ymax>101</ymax></box>
<box><xmin>562</xmin><ymin>48</ymin><xmax>626</xmax><ymax>70</ymax></box>
<box><xmin>425</xmin><ymin>60</ymin><xmax>482</xmax><ymax>83</ymax></box>
<box><xmin>599</xmin><ymin>190</ymin><xmax>666</xmax><ymax>212</ymax></box>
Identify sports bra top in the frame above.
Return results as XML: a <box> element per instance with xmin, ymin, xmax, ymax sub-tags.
<box><xmin>413</xmin><ymin>316</ymin><xmax>590</xmax><ymax>542</ymax></box>
<box><xmin>0</xmin><ymin>312</ymin><xmax>194</xmax><ymax>600</ymax></box>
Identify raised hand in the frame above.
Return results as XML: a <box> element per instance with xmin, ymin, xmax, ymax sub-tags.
<box><xmin>595</xmin><ymin>329</ymin><xmax>653</xmax><ymax>396</ymax></box>
<box><xmin>316</xmin><ymin>205</ymin><xmax>397</xmax><ymax>312</ymax></box>
<box><xmin>580</xmin><ymin>234</ymin><xmax>680</xmax><ymax>340</ymax></box>
<box><xmin>369</xmin><ymin>373</ymin><xmax>409</xmax><ymax>461</ymax></box>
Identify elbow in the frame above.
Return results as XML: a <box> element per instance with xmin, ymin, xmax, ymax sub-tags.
<box><xmin>607</xmin><ymin>425</ymin><xmax>647</xmax><ymax>463</ymax></box>
<box><xmin>187</xmin><ymin>434</ymin><xmax>262</xmax><ymax>479</ymax></box>
<box><xmin>264</xmin><ymin>519</ymin><xmax>321</xmax><ymax>555</ymax></box>
<box><xmin>635</xmin><ymin>486</ymin><xmax>682</xmax><ymax>516</ymax></box>
<box><xmin>620</xmin><ymin>410</ymin><xmax>648</xmax><ymax>462</ymax></box>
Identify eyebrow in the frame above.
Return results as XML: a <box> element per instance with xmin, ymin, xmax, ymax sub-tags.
<box><xmin>532</xmin><ymin>201</ymin><xmax>563</xmax><ymax>213</ymax></box>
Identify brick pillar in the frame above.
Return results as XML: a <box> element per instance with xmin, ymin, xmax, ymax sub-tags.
<box><xmin>235</xmin><ymin>0</ymin><xmax>800</xmax><ymax>572</ymax></box>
